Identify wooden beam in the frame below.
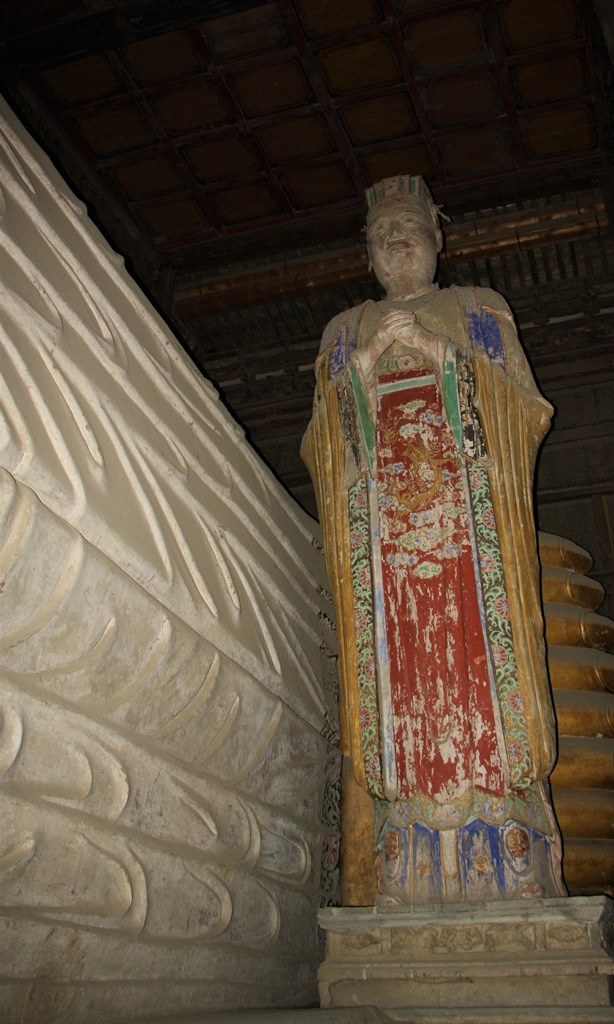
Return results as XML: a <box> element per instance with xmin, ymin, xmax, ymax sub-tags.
<box><xmin>174</xmin><ymin>197</ymin><xmax>609</xmax><ymax>316</ymax></box>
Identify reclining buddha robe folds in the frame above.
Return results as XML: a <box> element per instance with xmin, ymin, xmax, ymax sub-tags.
<box><xmin>301</xmin><ymin>284</ymin><xmax>565</xmax><ymax>904</ymax></box>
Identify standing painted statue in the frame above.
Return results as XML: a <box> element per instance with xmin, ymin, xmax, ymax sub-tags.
<box><xmin>302</xmin><ymin>175</ymin><xmax>566</xmax><ymax>905</ymax></box>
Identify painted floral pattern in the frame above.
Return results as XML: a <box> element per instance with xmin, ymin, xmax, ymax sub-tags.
<box><xmin>376</xmin><ymin>774</ymin><xmax>550</xmax><ymax>834</ymax></box>
<box><xmin>348</xmin><ymin>478</ymin><xmax>384</xmax><ymax>798</ymax></box>
<box><xmin>468</xmin><ymin>464</ymin><xmax>533</xmax><ymax>787</ymax></box>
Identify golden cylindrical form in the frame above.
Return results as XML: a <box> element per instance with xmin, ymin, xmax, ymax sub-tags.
<box><xmin>553</xmin><ymin>788</ymin><xmax>614</xmax><ymax>839</ymax></box>
<box><xmin>539</xmin><ymin>532</ymin><xmax>593</xmax><ymax>573</ymax></box>
<box><xmin>551</xmin><ymin>736</ymin><xmax>614</xmax><ymax>789</ymax></box>
<box><xmin>540</xmin><ymin>531</ymin><xmax>614</xmax><ymax>896</ymax></box>
<box><xmin>541</xmin><ymin>565</ymin><xmax>604</xmax><ymax>609</ymax></box>
<box><xmin>560</xmin><ymin>839</ymin><xmax>614</xmax><ymax>895</ymax></box>
<box><xmin>544</xmin><ymin>602</ymin><xmax>614</xmax><ymax>650</ymax></box>
<box><xmin>553</xmin><ymin>690</ymin><xmax>614</xmax><ymax>737</ymax></box>
<box><xmin>547</xmin><ymin>645</ymin><xmax>614</xmax><ymax>692</ymax></box>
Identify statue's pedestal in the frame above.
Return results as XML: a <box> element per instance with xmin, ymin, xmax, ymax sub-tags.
<box><xmin>319</xmin><ymin>896</ymin><xmax>614</xmax><ymax>1022</ymax></box>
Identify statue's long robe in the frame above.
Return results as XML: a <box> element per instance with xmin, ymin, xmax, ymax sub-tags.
<box><xmin>302</xmin><ymin>285</ymin><xmax>558</xmax><ymax>834</ymax></box>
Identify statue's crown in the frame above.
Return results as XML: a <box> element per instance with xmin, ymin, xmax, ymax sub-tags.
<box><xmin>365</xmin><ymin>175</ymin><xmax>440</xmax><ymax>227</ymax></box>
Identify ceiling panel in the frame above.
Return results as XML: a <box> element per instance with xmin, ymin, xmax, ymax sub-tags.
<box><xmin>40</xmin><ymin>54</ymin><xmax>121</xmax><ymax>102</ymax></box>
<box><xmin>296</xmin><ymin>0</ymin><xmax>381</xmax><ymax>38</ymax></box>
<box><xmin>422</xmin><ymin>69</ymin><xmax>502</xmax><ymax>126</ymax></box>
<box><xmin>185</xmin><ymin>136</ymin><xmax>259</xmax><ymax>181</ymax></box>
<box><xmin>341</xmin><ymin>94</ymin><xmax>418</xmax><ymax>144</ymax></box>
<box><xmin>151</xmin><ymin>82</ymin><xmax>231</xmax><ymax>133</ymax></box>
<box><xmin>112</xmin><ymin>155</ymin><xmax>184</xmax><ymax>199</ymax></box>
<box><xmin>499</xmin><ymin>0</ymin><xmax>581</xmax><ymax>51</ymax></box>
<box><xmin>229</xmin><ymin>59</ymin><xmax>313</xmax><ymax>115</ymax></box>
<box><xmin>200</xmin><ymin>4</ymin><xmax>288</xmax><ymax>59</ymax></box>
<box><xmin>439</xmin><ymin>124</ymin><xmax>514</xmax><ymax>176</ymax></box>
<box><xmin>522</xmin><ymin>103</ymin><xmax>596</xmax><ymax>159</ymax></box>
<box><xmin>139</xmin><ymin>198</ymin><xmax>209</xmax><ymax>238</ymax></box>
<box><xmin>360</xmin><ymin>141</ymin><xmax>433</xmax><ymax>182</ymax></box>
<box><xmin>404</xmin><ymin>9</ymin><xmax>487</xmax><ymax>72</ymax></box>
<box><xmin>257</xmin><ymin>112</ymin><xmax>334</xmax><ymax>163</ymax></box>
<box><xmin>121</xmin><ymin>30</ymin><xmax>202</xmax><ymax>84</ymax></box>
<box><xmin>209</xmin><ymin>180</ymin><xmax>283</xmax><ymax>224</ymax></box>
<box><xmin>512</xmin><ymin>53</ymin><xmax>588</xmax><ymax>107</ymax></box>
<box><xmin>76</xmin><ymin>104</ymin><xmax>157</xmax><ymax>155</ymax></box>
<box><xmin>281</xmin><ymin>161</ymin><xmax>354</xmax><ymax>207</ymax></box>
<box><xmin>317</xmin><ymin>36</ymin><xmax>401</xmax><ymax>93</ymax></box>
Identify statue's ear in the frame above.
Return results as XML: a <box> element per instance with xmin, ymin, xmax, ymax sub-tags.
<box><xmin>435</xmin><ymin>228</ymin><xmax>443</xmax><ymax>253</ymax></box>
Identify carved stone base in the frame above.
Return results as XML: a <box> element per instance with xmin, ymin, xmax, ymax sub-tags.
<box><xmin>319</xmin><ymin>896</ymin><xmax>614</xmax><ymax>1023</ymax></box>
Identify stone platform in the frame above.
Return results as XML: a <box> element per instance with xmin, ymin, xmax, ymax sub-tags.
<box><xmin>318</xmin><ymin>896</ymin><xmax>614</xmax><ymax>1023</ymax></box>
<box><xmin>133</xmin><ymin>1011</ymin><xmax>391</xmax><ymax>1023</ymax></box>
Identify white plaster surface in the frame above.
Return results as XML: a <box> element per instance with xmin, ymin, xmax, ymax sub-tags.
<box><xmin>0</xmin><ymin>99</ymin><xmax>338</xmax><ymax>1023</ymax></box>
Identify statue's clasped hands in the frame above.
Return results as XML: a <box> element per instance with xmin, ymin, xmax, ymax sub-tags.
<box><xmin>352</xmin><ymin>310</ymin><xmax>447</xmax><ymax>389</ymax></box>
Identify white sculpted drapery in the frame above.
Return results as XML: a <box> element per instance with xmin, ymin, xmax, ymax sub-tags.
<box><xmin>0</xmin><ymin>98</ymin><xmax>339</xmax><ymax>1022</ymax></box>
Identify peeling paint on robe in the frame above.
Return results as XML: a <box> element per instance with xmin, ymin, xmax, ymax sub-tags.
<box><xmin>302</xmin><ymin>284</ymin><xmax>565</xmax><ymax>903</ymax></box>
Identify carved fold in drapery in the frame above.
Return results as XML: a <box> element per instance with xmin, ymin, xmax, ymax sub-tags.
<box><xmin>0</xmin><ymin>99</ymin><xmax>338</xmax><ymax>1023</ymax></box>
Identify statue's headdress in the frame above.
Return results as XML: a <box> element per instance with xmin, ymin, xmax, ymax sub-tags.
<box><xmin>365</xmin><ymin>175</ymin><xmax>445</xmax><ymax>230</ymax></box>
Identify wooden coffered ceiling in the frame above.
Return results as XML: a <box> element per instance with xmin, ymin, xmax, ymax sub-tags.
<box><xmin>1</xmin><ymin>0</ymin><xmax>612</xmax><ymax>509</ymax></box>
<box><xmin>2</xmin><ymin>0</ymin><xmax>610</xmax><ymax>267</ymax></box>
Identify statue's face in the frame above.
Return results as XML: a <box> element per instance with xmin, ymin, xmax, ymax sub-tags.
<box><xmin>367</xmin><ymin>204</ymin><xmax>442</xmax><ymax>297</ymax></box>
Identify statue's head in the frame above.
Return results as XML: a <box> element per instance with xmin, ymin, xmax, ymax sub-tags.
<box><xmin>365</xmin><ymin>175</ymin><xmax>443</xmax><ymax>298</ymax></box>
